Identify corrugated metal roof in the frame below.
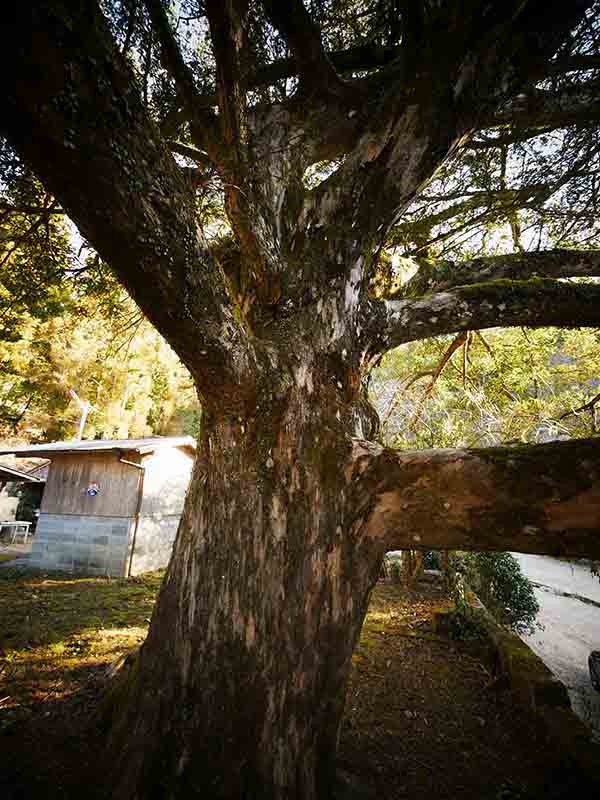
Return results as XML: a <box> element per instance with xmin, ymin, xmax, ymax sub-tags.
<box><xmin>0</xmin><ymin>463</ymin><xmax>43</xmax><ymax>482</ymax></box>
<box><xmin>0</xmin><ymin>436</ymin><xmax>196</xmax><ymax>459</ymax></box>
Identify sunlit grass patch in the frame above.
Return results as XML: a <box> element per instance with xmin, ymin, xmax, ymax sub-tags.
<box><xmin>0</xmin><ymin>568</ymin><xmax>164</xmax><ymax>710</ymax></box>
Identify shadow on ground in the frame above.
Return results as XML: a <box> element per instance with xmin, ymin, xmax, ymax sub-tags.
<box><xmin>1</xmin><ymin>572</ymin><xmax>598</xmax><ymax>799</ymax></box>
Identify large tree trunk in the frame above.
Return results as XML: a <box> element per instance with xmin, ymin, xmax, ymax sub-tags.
<box><xmin>107</xmin><ymin>384</ymin><xmax>382</xmax><ymax>800</ymax></box>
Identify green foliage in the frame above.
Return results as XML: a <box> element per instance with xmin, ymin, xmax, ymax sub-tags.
<box><xmin>423</xmin><ymin>551</ymin><xmax>440</xmax><ymax>570</ymax></box>
<box><xmin>0</xmin><ymin>292</ymin><xmax>199</xmax><ymax>442</ymax></box>
<box><xmin>373</xmin><ymin>326</ymin><xmax>600</xmax><ymax>451</ymax></box>
<box><xmin>453</xmin><ymin>552</ymin><xmax>540</xmax><ymax>636</ymax></box>
<box><xmin>388</xmin><ymin>560</ymin><xmax>401</xmax><ymax>583</ymax></box>
<box><xmin>437</xmin><ymin>607</ymin><xmax>488</xmax><ymax>642</ymax></box>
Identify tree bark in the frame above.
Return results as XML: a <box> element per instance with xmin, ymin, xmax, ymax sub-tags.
<box><xmin>349</xmin><ymin>439</ymin><xmax>600</xmax><ymax>559</ymax></box>
<box><xmin>106</xmin><ymin>388</ymin><xmax>383</xmax><ymax>800</ymax></box>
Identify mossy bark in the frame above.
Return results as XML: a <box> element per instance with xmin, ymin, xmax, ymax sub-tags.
<box><xmin>351</xmin><ymin>440</ymin><xmax>600</xmax><ymax>559</ymax></box>
<box><xmin>106</xmin><ymin>392</ymin><xmax>383</xmax><ymax>800</ymax></box>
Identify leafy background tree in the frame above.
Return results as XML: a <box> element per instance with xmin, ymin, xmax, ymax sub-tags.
<box><xmin>373</xmin><ymin>327</ymin><xmax>600</xmax><ymax>450</ymax></box>
<box><xmin>0</xmin><ymin>299</ymin><xmax>200</xmax><ymax>443</ymax></box>
<box><xmin>0</xmin><ymin>117</ymin><xmax>201</xmax><ymax>444</ymax></box>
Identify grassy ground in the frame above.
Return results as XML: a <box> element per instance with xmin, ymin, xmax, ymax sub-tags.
<box><xmin>0</xmin><ymin>569</ymin><xmax>596</xmax><ymax>799</ymax></box>
<box><xmin>0</xmin><ymin>567</ymin><xmax>161</xmax><ymax>710</ymax></box>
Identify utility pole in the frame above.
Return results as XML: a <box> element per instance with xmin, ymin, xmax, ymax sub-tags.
<box><xmin>69</xmin><ymin>388</ymin><xmax>92</xmax><ymax>440</ymax></box>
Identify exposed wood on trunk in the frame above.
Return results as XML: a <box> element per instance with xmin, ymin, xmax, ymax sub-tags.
<box><xmin>348</xmin><ymin>438</ymin><xmax>600</xmax><ymax>560</ymax></box>
<box><xmin>106</xmin><ymin>400</ymin><xmax>382</xmax><ymax>800</ymax></box>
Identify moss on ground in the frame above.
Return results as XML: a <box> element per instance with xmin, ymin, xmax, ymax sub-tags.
<box><xmin>0</xmin><ymin>567</ymin><xmax>163</xmax><ymax>709</ymax></box>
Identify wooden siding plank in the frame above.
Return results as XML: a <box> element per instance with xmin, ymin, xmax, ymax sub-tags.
<box><xmin>41</xmin><ymin>453</ymin><xmax>141</xmax><ymax>517</ymax></box>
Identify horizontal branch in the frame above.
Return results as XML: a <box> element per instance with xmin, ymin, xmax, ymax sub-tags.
<box><xmin>548</xmin><ymin>54</ymin><xmax>600</xmax><ymax>75</ymax></box>
<box><xmin>483</xmin><ymin>85</ymin><xmax>600</xmax><ymax>131</ymax></box>
<box><xmin>365</xmin><ymin>277</ymin><xmax>600</xmax><ymax>353</ymax></box>
<box><xmin>402</xmin><ymin>249</ymin><xmax>600</xmax><ymax>296</ymax></box>
<box><xmin>167</xmin><ymin>140</ymin><xmax>210</xmax><ymax>164</ymax></box>
<box><xmin>0</xmin><ymin>202</ymin><xmax>64</xmax><ymax>216</ymax></box>
<box><xmin>559</xmin><ymin>392</ymin><xmax>600</xmax><ymax>421</ymax></box>
<box><xmin>387</xmin><ymin>185</ymin><xmax>547</xmax><ymax>249</ymax></box>
<box><xmin>348</xmin><ymin>438</ymin><xmax>600</xmax><ymax>559</ymax></box>
<box><xmin>191</xmin><ymin>43</ymin><xmax>403</xmax><ymax>110</ymax></box>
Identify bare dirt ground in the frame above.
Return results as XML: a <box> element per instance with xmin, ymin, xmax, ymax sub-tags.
<box><xmin>0</xmin><ymin>568</ymin><xmax>597</xmax><ymax>800</ymax></box>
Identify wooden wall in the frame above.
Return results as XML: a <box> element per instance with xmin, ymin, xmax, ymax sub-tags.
<box><xmin>40</xmin><ymin>452</ymin><xmax>141</xmax><ymax>517</ymax></box>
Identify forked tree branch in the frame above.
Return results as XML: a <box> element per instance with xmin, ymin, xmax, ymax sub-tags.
<box><xmin>299</xmin><ymin>1</ymin><xmax>593</xmax><ymax>253</ymax></box>
<box><xmin>559</xmin><ymin>392</ymin><xmax>600</xmax><ymax>421</ymax></box>
<box><xmin>261</xmin><ymin>0</ymin><xmax>344</xmax><ymax>96</ymax></box>
<box><xmin>348</xmin><ymin>438</ymin><xmax>600</xmax><ymax>559</ymax></box>
<box><xmin>169</xmin><ymin>50</ymin><xmax>600</xmax><ymax>118</ymax></box>
<box><xmin>408</xmin><ymin>332</ymin><xmax>468</xmax><ymax>430</ymax></box>
<box><xmin>205</xmin><ymin>0</ymin><xmax>249</xmax><ymax>174</ymax></box>
<box><xmin>143</xmin><ymin>0</ymin><xmax>222</xmax><ymax>159</ymax></box>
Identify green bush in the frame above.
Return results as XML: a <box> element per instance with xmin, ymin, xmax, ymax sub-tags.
<box><xmin>460</xmin><ymin>552</ymin><xmax>540</xmax><ymax>636</ymax></box>
<box><xmin>388</xmin><ymin>560</ymin><xmax>402</xmax><ymax>583</ymax></box>
<box><xmin>423</xmin><ymin>551</ymin><xmax>440</xmax><ymax>570</ymax></box>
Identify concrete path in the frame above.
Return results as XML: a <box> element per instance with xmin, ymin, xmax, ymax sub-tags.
<box><xmin>514</xmin><ymin>554</ymin><xmax>600</xmax><ymax>605</ymax></box>
<box><xmin>513</xmin><ymin>554</ymin><xmax>600</xmax><ymax>740</ymax></box>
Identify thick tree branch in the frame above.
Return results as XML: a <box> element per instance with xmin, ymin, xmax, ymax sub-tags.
<box><xmin>205</xmin><ymin>0</ymin><xmax>248</xmax><ymax>173</ymax></box>
<box><xmin>261</xmin><ymin>0</ymin><xmax>344</xmax><ymax>96</ymax></box>
<box><xmin>0</xmin><ymin>0</ymin><xmax>257</xmax><ymax>413</ymax></box>
<box><xmin>401</xmin><ymin>249</ymin><xmax>600</xmax><ymax>297</ymax></box>
<box><xmin>187</xmin><ymin>43</ymin><xmax>403</xmax><ymax>111</ymax></box>
<box><xmin>300</xmin><ymin>2</ymin><xmax>593</xmax><ymax>254</ymax></box>
<box><xmin>348</xmin><ymin>438</ymin><xmax>600</xmax><ymax>559</ymax></box>
<box><xmin>169</xmin><ymin>49</ymin><xmax>600</xmax><ymax>131</ymax></box>
<box><xmin>249</xmin><ymin>43</ymin><xmax>401</xmax><ymax>95</ymax></box>
<box><xmin>482</xmin><ymin>82</ymin><xmax>600</xmax><ymax>131</ymax></box>
<box><xmin>143</xmin><ymin>0</ymin><xmax>222</xmax><ymax>159</ymax></box>
<box><xmin>365</xmin><ymin>278</ymin><xmax>600</xmax><ymax>354</ymax></box>
<box><xmin>205</xmin><ymin>0</ymin><xmax>285</xmax><ymax>308</ymax></box>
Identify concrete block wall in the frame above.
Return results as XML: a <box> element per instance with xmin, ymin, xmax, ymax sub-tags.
<box><xmin>28</xmin><ymin>513</ymin><xmax>133</xmax><ymax>576</ymax></box>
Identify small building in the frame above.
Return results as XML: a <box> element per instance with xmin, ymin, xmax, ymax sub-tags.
<box><xmin>0</xmin><ymin>437</ymin><xmax>195</xmax><ymax>576</ymax></box>
<box><xmin>0</xmin><ymin>462</ymin><xmax>45</xmax><ymax>522</ymax></box>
